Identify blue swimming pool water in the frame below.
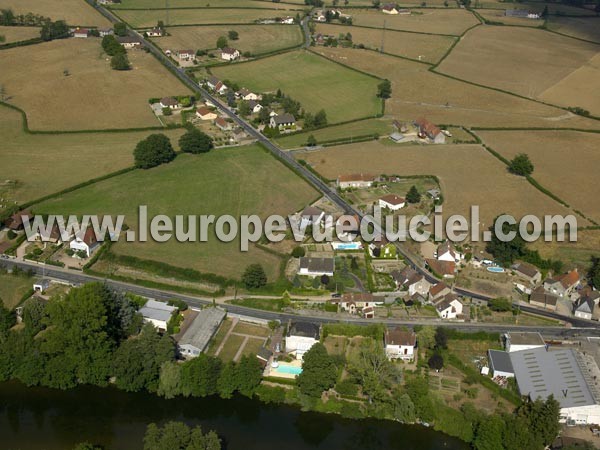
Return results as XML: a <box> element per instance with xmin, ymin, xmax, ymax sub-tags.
<box><xmin>333</xmin><ymin>242</ymin><xmax>361</xmax><ymax>250</ymax></box>
<box><xmin>276</xmin><ymin>365</ymin><xmax>303</xmax><ymax>375</ymax></box>
<box><xmin>487</xmin><ymin>266</ymin><xmax>505</xmax><ymax>273</ymax></box>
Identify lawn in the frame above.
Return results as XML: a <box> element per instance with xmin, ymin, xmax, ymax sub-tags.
<box><xmin>0</xmin><ymin>26</ymin><xmax>39</xmax><ymax>44</ymax></box>
<box><xmin>346</xmin><ymin>8</ymin><xmax>480</xmax><ymax>36</ymax></box>
<box><xmin>312</xmin><ymin>46</ymin><xmax>600</xmax><ymax>130</ymax></box>
<box><xmin>35</xmin><ymin>145</ymin><xmax>316</xmax><ymax>280</ymax></box>
<box><xmin>275</xmin><ymin>118</ymin><xmax>393</xmax><ymax>149</ymax></box>
<box><xmin>478</xmin><ymin>130</ymin><xmax>600</xmax><ymax>223</ymax></box>
<box><xmin>437</xmin><ymin>27</ymin><xmax>600</xmax><ymax>113</ymax></box>
<box><xmin>238</xmin><ymin>337</ymin><xmax>265</xmax><ymax>359</ymax></box>
<box><xmin>0</xmin><ymin>38</ymin><xmax>192</xmax><ymax>131</ymax></box>
<box><xmin>323</xmin><ymin>335</ymin><xmax>347</xmax><ymax>356</ymax></box>
<box><xmin>0</xmin><ymin>105</ymin><xmax>185</xmax><ymax>205</ymax></box>
<box><xmin>0</xmin><ymin>273</ymin><xmax>32</xmax><ymax>309</ymax></box>
<box><xmin>546</xmin><ymin>16</ymin><xmax>600</xmax><ymax>43</ymax></box>
<box><xmin>228</xmin><ymin>297</ymin><xmax>289</xmax><ymax>312</ymax></box>
<box><xmin>0</xmin><ymin>0</ymin><xmax>111</xmax><ymax>26</ymax></box>
<box><xmin>115</xmin><ymin>8</ymin><xmax>287</xmax><ymax>28</ymax></box>
<box><xmin>206</xmin><ymin>318</ymin><xmax>234</xmax><ymax>355</ymax></box>
<box><xmin>213</xmin><ymin>50</ymin><xmax>381</xmax><ymax>123</ymax></box>
<box><xmin>232</xmin><ymin>321</ymin><xmax>270</xmax><ymax>337</ymax></box>
<box><xmin>301</xmin><ymin>141</ymin><xmax>576</xmax><ymax>227</ymax></box>
<box><xmin>217</xmin><ymin>333</ymin><xmax>245</xmax><ymax>361</ymax></box>
<box><xmin>315</xmin><ymin>23</ymin><xmax>456</xmax><ymax>64</ymax></box>
<box><xmin>153</xmin><ymin>24</ymin><xmax>303</xmax><ymax>57</ymax></box>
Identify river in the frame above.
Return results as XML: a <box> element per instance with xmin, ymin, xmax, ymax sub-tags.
<box><xmin>0</xmin><ymin>381</ymin><xmax>469</xmax><ymax>450</ymax></box>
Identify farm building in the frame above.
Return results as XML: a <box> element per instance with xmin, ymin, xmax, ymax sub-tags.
<box><xmin>381</xmin><ymin>4</ymin><xmax>399</xmax><ymax>14</ymax></box>
<box><xmin>177</xmin><ymin>307</ymin><xmax>226</xmax><ymax>358</ymax></box>
<box><xmin>505</xmin><ymin>9</ymin><xmax>540</xmax><ymax>19</ymax></box>
<box><xmin>117</xmin><ymin>36</ymin><xmax>142</xmax><ymax>49</ymax></box>
<box><xmin>286</xmin><ymin>321</ymin><xmax>320</xmax><ymax>359</ymax></box>
<box><xmin>298</xmin><ymin>257</ymin><xmax>334</xmax><ymax>277</ymax></box>
<box><xmin>505</xmin><ymin>332</ymin><xmax>545</xmax><ymax>353</ymax></box>
<box><xmin>336</xmin><ymin>173</ymin><xmax>375</xmax><ymax>189</ymax></box>
<box><xmin>139</xmin><ymin>299</ymin><xmax>177</xmax><ymax>332</ymax></box>
<box><xmin>415</xmin><ymin>117</ymin><xmax>446</xmax><ymax>144</ymax></box>
<box><xmin>221</xmin><ymin>47</ymin><xmax>240</xmax><ymax>61</ymax></box>
<box><xmin>379</xmin><ymin>194</ymin><xmax>405</xmax><ymax>211</ymax></box>
<box><xmin>385</xmin><ymin>328</ymin><xmax>416</xmax><ymax>361</ymax></box>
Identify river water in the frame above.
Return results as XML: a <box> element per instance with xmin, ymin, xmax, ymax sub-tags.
<box><xmin>0</xmin><ymin>381</ymin><xmax>469</xmax><ymax>450</ymax></box>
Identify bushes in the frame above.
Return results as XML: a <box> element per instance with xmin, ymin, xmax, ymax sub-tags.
<box><xmin>179</xmin><ymin>128</ymin><xmax>213</xmax><ymax>154</ymax></box>
<box><xmin>335</xmin><ymin>379</ymin><xmax>359</xmax><ymax>396</ymax></box>
<box><xmin>133</xmin><ymin>134</ymin><xmax>176</xmax><ymax>169</ymax></box>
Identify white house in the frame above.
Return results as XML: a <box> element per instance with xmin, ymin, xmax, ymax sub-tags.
<box><xmin>280</xmin><ymin>16</ymin><xmax>295</xmax><ymax>24</ymax></box>
<box><xmin>435</xmin><ymin>293</ymin><xmax>463</xmax><ymax>319</ymax></box>
<box><xmin>69</xmin><ymin>228</ymin><xmax>99</xmax><ymax>257</ymax></box>
<box><xmin>382</xmin><ymin>4</ymin><xmax>399</xmax><ymax>14</ymax></box>
<box><xmin>33</xmin><ymin>279</ymin><xmax>51</xmax><ymax>293</ymax></box>
<box><xmin>196</xmin><ymin>106</ymin><xmax>218</xmax><ymax>121</ymax></box>
<box><xmin>300</xmin><ymin>206</ymin><xmax>325</xmax><ymax>229</ymax></box>
<box><xmin>504</xmin><ymin>332</ymin><xmax>545</xmax><ymax>353</ymax></box>
<box><xmin>147</xmin><ymin>27</ymin><xmax>164</xmax><ymax>37</ymax></box>
<box><xmin>378</xmin><ymin>194</ymin><xmax>405</xmax><ymax>211</ymax></box>
<box><xmin>238</xmin><ymin>88</ymin><xmax>259</xmax><ymax>101</ymax></box>
<box><xmin>286</xmin><ymin>321</ymin><xmax>320</xmax><ymax>360</ymax></box>
<box><xmin>99</xmin><ymin>28</ymin><xmax>113</xmax><ymax>37</ymax></box>
<box><xmin>177</xmin><ymin>49</ymin><xmax>195</xmax><ymax>61</ymax></box>
<box><xmin>385</xmin><ymin>328</ymin><xmax>416</xmax><ymax>361</ymax></box>
<box><xmin>270</xmin><ymin>113</ymin><xmax>296</xmax><ymax>129</ymax></box>
<box><xmin>336</xmin><ymin>173</ymin><xmax>375</xmax><ymax>189</ymax></box>
<box><xmin>574</xmin><ymin>297</ymin><xmax>595</xmax><ymax>320</ymax></box>
<box><xmin>248</xmin><ymin>100</ymin><xmax>263</xmax><ymax>114</ymax></box>
<box><xmin>543</xmin><ymin>269</ymin><xmax>580</xmax><ymax>298</ymax></box>
<box><xmin>139</xmin><ymin>299</ymin><xmax>177</xmax><ymax>332</ymax></box>
<box><xmin>160</xmin><ymin>97</ymin><xmax>180</xmax><ymax>109</ymax></box>
<box><xmin>298</xmin><ymin>257</ymin><xmax>334</xmax><ymax>277</ymax></box>
<box><xmin>436</xmin><ymin>242</ymin><xmax>463</xmax><ymax>263</ymax></box>
<box><xmin>221</xmin><ymin>47</ymin><xmax>240</xmax><ymax>61</ymax></box>
<box><xmin>73</xmin><ymin>27</ymin><xmax>90</xmax><ymax>38</ymax></box>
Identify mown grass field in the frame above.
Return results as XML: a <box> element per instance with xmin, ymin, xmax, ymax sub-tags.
<box><xmin>345</xmin><ymin>8</ymin><xmax>480</xmax><ymax>36</ymax></box>
<box><xmin>213</xmin><ymin>50</ymin><xmax>381</xmax><ymax>123</ymax></box>
<box><xmin>0</xmin><ymin>38</ymin><xmax>191</xmax><ymax>130</ymax></box>
<box><xmin>476</xmin><ymin>9</ymin><xmax>542</xmax><ymax>26</ymax></box>
<box><xmin>546</xmin><ymin>16</ymin><xmax>600</xmax><ymax>43</ymax></box>
<box><xmin>275</xmin><ymin>118</ymin><xmax>393</xmax><ymax>148</ymax></box>
<box><xmin>0</xmin><ymin>0</ymin><xmax>111</xmax><ymax>26</ymax></box>
<box><xmin>0</xmin><ymin>106</ymin><xmax>185</xmax><ymax>204</ymax></box>
<box><xmin>115</xmin><ymin>8</ymin><xmax>286</xmax><ymax>27</ymax></box>
<box><xmin>0</xmin><ymin>26</ymin><xmax>39</xmax><ymax>43</ymax></box>
<box><xmin>153</xmin><ymin>24</ymin><xmax>303</xmax><ymax>56</ymax></box>
<box><xmin>0</xmin><ymin>273</ymin><xmax>32</xmax><ymax>309</ymax></box>
<box><xmin>530</xmin><ymin>229</ymin><xmax>600</xmax><ymax>269</ymax></box>
<box><xmin>112</xmin><ymin>0</ymin><xmax>303</xmax><ymax>8</ymax></box>
<box><xmin>36</xmin><ymin>145</ymin><xmax>316</xmax><ymax>280</ymax></box>
<box><xmin>478</xmin><ymin>130</ymin><xmax>600</xmax><ymax>223</ymax></box>
<box><xmin>312</xmin><ymin>46</ymin><xmax>600</xmax><ymax>130</ymax></box>
<box><xmin>301</xmin><ymin>141</ymin><xmax>575</xmax><ymax>227</ymax></box>
<box><xmin>437</xmin><ymin>27</ymin><xmax>600</xmax><ymax>105</ymax></box>
<box><xmin>315</xmin><ymin>23</ymin><xmax>455</xmax><ymax>64</ymax></box>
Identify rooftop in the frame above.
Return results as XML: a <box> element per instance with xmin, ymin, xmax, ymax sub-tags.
<box><xmin>299</xmin><ymin>257</ymin><xmax>334</xmax><ymax>273</ymax></box>
<box><xmin>385</xmin><ymin>328</ymin><xmax>416</xmax><ymax>346</ymax></box>
<box><xmin>507</xmin><ymin>331</ymin><xmax>545</xmax><ymax>346</ymax></box>
<box><xmin>488</xmin><ymin>349</ymin><xmax>514</xmax><ymax>375</ymax></box>
<box><xmin>139</xmin><ymin>299</ymin><xmax>177</xmax><ymax>323</ymax></box>
<box><xmin>177</xmin><ymin>307</ymin><xmax>226</xmax><ymax>352</ymax></box>
<box><xmin>289</xmin><ymin>321</ymin><xmax>320</xmax><ymax>339</ymax></box>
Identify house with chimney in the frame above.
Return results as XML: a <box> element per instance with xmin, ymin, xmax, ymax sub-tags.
<box><xmin>543</xmin><ymin>269</ymin><xmax>580</xmax><ymax>299</ymax></box>
<box><xmin>384</xmin><ymin>328</ymin><xmax>416</xmax><ymax>361</ymax></box>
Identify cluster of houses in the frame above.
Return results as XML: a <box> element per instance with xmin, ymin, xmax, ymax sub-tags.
<box><xmin>390</xmin><ymin>118</ymin><xmax>449</xmax><ymax>144</ymax></box>
<box><xmin>312</xmin><ymin>9</ymin><xmax>352</xmax><ymax>22</ymax></box>
<box><xmin>166</xmin><ymin>47</ymin><xmax>240</xmax><ymax>64</ymax></box>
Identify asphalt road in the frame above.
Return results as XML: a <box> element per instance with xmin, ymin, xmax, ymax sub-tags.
<box><xmin>74</xmin><ymin>4</ymin><xmax>600</xmax><ymax>334</ymax></box>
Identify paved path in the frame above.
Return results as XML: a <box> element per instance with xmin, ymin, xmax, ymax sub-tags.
<box><xmin>233</xmin><ymin>336</ymin><xmax>250</xmax><ymax>362</ymax></box>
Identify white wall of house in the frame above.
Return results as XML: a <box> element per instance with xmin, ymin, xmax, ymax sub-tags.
<box><xmin>559</xmin><ymin>404</ymin><xmax>600</xmax><ymax>425</ymax></box>
<box><xmin>575</xmin><ymin>310</ymin><xmax>593</xmax><ymax>320</ymax></box>
<box><xmin>438</xmin><ymin>300</ymin><xmax>463</xmax><ymax>319</ymax></box>
<box><xmin>286</xmin><ymin>335</ymin><xmax>317</xmax><ymax>359</ymax></box>
<box><xmin>298</xmin><ymin>267</ymin><xmax>334</xmax><ymax>277</ymax></box>
<box><xmin>69</xmin><ymin>240</ymin><xmax>91</xmax><ymax>257</ymax></box>
<box><xmin>178</xmin><ymin>343</ymin><xmax>201</xmax><ymax>358</ymax></box>
<box><xmin>379</xmin><ymin>199</ymin><xmax>405</xmax><ymax>211</ymax></box>
<box><xmin>386</xmin><ymin>344</ymin><xmax>415</xmax><ymax>360</ymax></box>
<box><xmin>143</xmin><ymin>317</ymin><xmax>169</xmax><ymax>331</ymax></box>
<box><xmin>438</xmin><ymin>250</ymin><xmax>462</xmax><ymax>262</ymax></box>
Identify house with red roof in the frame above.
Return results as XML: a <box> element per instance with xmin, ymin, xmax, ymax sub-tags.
<box><xmin>69</xmin><ymin>228</ymin><xmax>99</xmax><ymax>257</ymax></box>
<box><xmin>415</xmin><ymin>117</ymin><xmax>446</xmax><ymax>144</ymax></box>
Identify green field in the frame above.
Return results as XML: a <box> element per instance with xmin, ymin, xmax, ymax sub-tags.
<box><xmin>112</xmin><ymin>0</ymin><xmax>304</xmax><ymax>9</ymax></box>
<box><xmin>0</xmin><ymin>105</ymin><xmax>185</xmax><ymax>205</ymax></box>
<box><xmin>0</xmin><ymin>273</ymin><xmax>32</xmax><ymax>309</ymax></box>
<box><xmin>275</xmin><ymin>118</ymin><xmax>393</xmax><ymax>148</ymax></box>
<box><xmin>115</xmin><ymin>8</ymin><xmax>288</xmax><ymax>27</ymax></box>
<box><xmin>35</xmin><ymin>145</ymin><xmax>316</xmax><ymax>280</ymax></box>
<box><xmin>213</xmin><ymin>51</ymin><xmax>381</xmax><ymax>123</ymax></box>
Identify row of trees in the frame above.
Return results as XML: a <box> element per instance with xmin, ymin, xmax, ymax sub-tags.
<box><xmin>40</xmin><ymin>20</ymin><xmax>70</xmax><ymax>41</ymax></box>
<box><xmin>0</xmin><ymin>8</ymin><xmax>50</xmax><ymax>26</ymax></box>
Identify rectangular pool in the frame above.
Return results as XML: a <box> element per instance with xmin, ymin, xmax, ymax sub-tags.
<box><xmin>275</xmin><ymin>364</ymin><xmax>303</xmax><ymax>375</ymax></box>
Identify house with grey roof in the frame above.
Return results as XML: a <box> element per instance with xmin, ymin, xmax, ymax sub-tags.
<box><xmin>139</xmin><ymin>299</ymin><xmax>178</xmax><ymax>332</ymax></box>
<box><xmin>513</xmin><ymin>262</ymin><xmax>542</xmax><ymax>284</ymax></box>
<box><xmin>298</xmin><ymin>257</ymin><xmax>334</xmax><ymax>277</ymax></box>
<box><xmin>488</xmin><ymin>349</ymin><xmax>514</xmax><ymax>378</ymax></box>
<box><xmin>269</xmin><ymin>113</ymin><xmax>296</xmax><ymax>129</ymax></box>
<box><xmin>177</xmin><ymin>307</ymin><xmax>226</xmax><ymax>358</ymax></box>
<box><xmin>574</xmin><ymin>297</ymin><xmax>595</xmax><ymax>320</ymax></box>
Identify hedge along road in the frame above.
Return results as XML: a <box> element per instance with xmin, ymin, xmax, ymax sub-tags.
<box><xmin>83</xmin><ymin>0</ymin><xmax>588</xmax><ymax>323</ymax></box>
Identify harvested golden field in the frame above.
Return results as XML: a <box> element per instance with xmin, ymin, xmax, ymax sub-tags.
<box><xmin>114</xmin><ymin>0</ymin><xmax>303</xmax><ymax>9</ymax></box>
<box><xmin>345</xmin><ymin>8</ymin><xmax>480</xmax><ymax>36</ymax></box>
<box><xmin>0</xmin><ymin>105</ymin><xmax>184</xmax><ymax>203</ymax></box>
<box><xmin>530</xmin><ymin>229</ymin><xmax>600</xmax><ymax>269</ymax></box>
<box><xmin>154</xmin><ymin>24</ymin><xmax>303</xmax><ymax>56</ymax></box>
<box><xmin>115</xmin><ymin>8</ymin><xmax>286</xmax><ymax>28</ymax></box>
<box><xmin>546</xmin><ymin>16</ymin><xmax>600</xmax><ymax>43</ymax></box>
<box><xmin>478</xmin><ymin>130</ymin><xmax>600</xmax><ymax>223</ymax></box>
<box><xmin>313</xmin><ymin>46</ymin><xmax>600</xmax><ymax>129</ymax></box>
<box><xmin>437</xmin><ymin>27</ymin><xmax>600</xmax><ymax>99</ymax></box>
<box><xmin>0</xmin><ymin>0</ymin><xmax>111</xmax><ymax>26</ymax></box>
<box><xmin>0</xmin><ymin>26</ymin><xmax>39</xmax><ymax>43</ymax></box>
<box><xmin>301</xmin><ymin>141</ymin><xmax>574</xmax><ymax>227</ymax></box>
<box><xmin>0</xmin><ymin>38</ymin><xmax>191</xmax><ymax>131</ymax></box>
<box><xmin>315</xmin><ymin>23</ymin><xmax>455</xmax><ymax>64</ymax></box>
<box><xmin>539</xmin><ymin>53</ymin><xmax>600</xmax><ymax>117</ymax></box>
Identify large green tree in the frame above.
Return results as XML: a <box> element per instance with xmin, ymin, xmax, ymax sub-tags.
<box><xmin>297</xmin><ymin>343</ymin><xmax>337</xmax><ymax>397</ymax></box>
<box><xmin>406</xmin><ymin>185</ymin><xmax>421</xmax><ymax>204</ymax></box>
<box><xmin>508</xmin><ymin>153</ymin><xmax>534</xmax><ymax>177</ymax></box>
<box><xmin>111</xmin><ymin>53</ymin><xmax>130</xmax><ymax>71</ymax></box>
<box><xmin>179</xmin><ymin>128</ymin><xmax>214</xmax><ymax>154</ymax></box>
<box><xmin>144</xmin><ymin>422</ymin><xmax>221</xmax><ymax>450</ymax></box>
<box><xmin>348</xmin><ymin>339</ymin><xmax>397</xmax><ymax>403</ymax></box>
<box><xmin>241</xmin><ymin>264</ymin><xmax>267</xmax><ymax>289</ymax></box>
<box><xmin>588</xmin><ymin>256</ymin><xmax>600</xmax><ymax>289</ymax></box>
<box><xmin>180</xmin><ymin>353</ymin><xmax>222</xmax><ymax>397</ymax></box>
<box><xmin>134</xmin><ymin>134</ymin><xmax>176</xmax><ymax>169</ymax></box>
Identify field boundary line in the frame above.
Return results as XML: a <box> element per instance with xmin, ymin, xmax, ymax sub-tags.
<box><xmin>317</xmin><ymin>22</ymin><xmax>462</xmax><ymax>38</ymax></box>
<box><xmin>109</xmin><ymin>6</ymin><xmax>304</xmax><ymax>11</ymax></box>
<box><xmin>471</xmin><ymin>126</ymin><xmax>600</xmax><ymax>134</ymax></box>
<box><xmin>0</xmin><ymin>37</ymin><xmax>43</xmax><ymax>50</ymax></box>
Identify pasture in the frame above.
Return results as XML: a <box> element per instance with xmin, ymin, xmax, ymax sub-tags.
<box><xmin>312</xmin><ymin>46</ymin><xmax>600</xmax><ymax>130</ymax></box>
<box><xmin>345</xmin><ymin>8</ymin><xmax>480</xmax><ymax>36</ymax></box>
<box><xmin>530</xmin><ymin>229</ymin><xmax>600</xmax><ymax>269</ymax></box>
<box><xmin>0</xmin><ymin>26</ymin><xmax>39</xmax><ymax>44</ymax></box>
<box><xmin>114</xmin><ymin>8</ymin><xmax>286</xmax><ymax>27</ymax></box>
<box><xmin>0</xmin><ymin>0</ymin><xmax>111</xmax><ymax>26</ymax></box>
<box><xmin>35</xmin><ymin>145</ymin><xmax>317</xmax><ymax>280</ymax></box>
<box><xmin>437</xmin><ymin>27</ymin><xmax>600</xmax><ymax>105</ymax></box>
<box><xmin>275</xmin><ymin>118</ymin><xmax>393</xmax><ymax>148</ymax></box>
<box><xmin>0</xmin><ymin>106</ymin><xmax>183</xmax><ymax>204</ymax></box>
<box><xmin>213</xmin><ymin>50</ymin><xmax>381</xmax><ymax>123</ymax></box>
<box><xmin>546</xmin><ymin>16</ymin><xmax>600</xmax><ymax>43</ymax></box>
<box><xmin>0</xmin><ymin>38</ymin><xmax>191</xmax><ymax>130</ymax></box>
<box><xmin>153</xmin><ymin>24</ymin><xmax>303</xmax><ymax>56</ymax></box>
<box><xmin>112</xmin><ymin>0</ymin><xmax>302</xmax><ymax>8</ymax></box>
<box><xmin>0</xmin><ymin>273</ymin><xmax>32</xmax><ymax>310</ymax></box>
<box><xmin>478</xmin><ymin>130</ymin><xmax>600</xmax><ymax>223</ymax></box>
<box><xmin>301</xmin><ymin>141</ymin><xmax>575</xmax><ymax>227</ymax></box>
<box><xmin>315</xmin><ymin>23</ymin><xmax>456</xmax><ymax>64</ymax></box>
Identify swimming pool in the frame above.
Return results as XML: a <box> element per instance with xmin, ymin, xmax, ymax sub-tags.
<box><xmin>332</xmin><ymin>242</ymin><xmax>362</xmax><ymax>250</ymax></box>
<box><xmin>487</xmin><ymin>266</ymin><xmax>505</xmax><ymax>273</ymax></box>
<box><xmin>275</xmin><ymin>364</ymin><xmax>303</xmax><ymax>375</ymax></box>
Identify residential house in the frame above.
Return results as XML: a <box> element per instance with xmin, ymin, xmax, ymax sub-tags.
<box><xmin>504</xmin><ymin>332</ymin><xmax>545</xmax><ymax>353</ymax></box>
<box><xmin>426</xmin><ymin>258</ymin><xmax>456</xmax><ymax>278</ymax></box>
<box><xmin>33</xmin><ymin>279</ymin><xmax>50</xmax><ymax>293</ymax></box>
<box><xmin>415</xmin><ymin>117</ymin><xmax>445</xmax><ymax>144</ymax></box>
<box><xmin>269</xmin><ymin>113</ymin><xmax>296</xmax><ymax>130</ymax></box>
<box><xmin>72</xmin><ymin>27</ymin><xmax>90</xmax><ymax>38</ymax></box>
<box><xmin>214</xmin><ymin>117</ymin><xmax>233</xmax><ymax>131</ymax></box>
<box><xmin>231</xmin><ymin>127</ymin><xmax>246</xmax><ymax>142</ymax></box>
<box><xmin>196</xmin><ymin>107</ymin><xmax>217</xmax><ymax>121</ymax></box>
<box><xmin>429</xmin><ymin>282</ymin><xmax>451</xmax><ymax>302</ymax></box>
<box><xmin>286</xmin><ymin>321</ymin><xmax>320</xmax><ymax>359</ymax></box>
<box><xmin>298</xmin><ymin>257</ymin><xmax>334</xmax><ymax>277</ymax></box>
<box><xmin>379</xmin><ymin>194</ymin><xmax>406</xmax><ymax>211</ymax></box>
<box><xmin>280</xmin><ymin>16</ymin><xmax>295</xmax><ymax>24</ymax></box>
<box><xmin>336</xmin><ymin>173</ymin><xmax>375</xmax><ymax>189</ymax></box>
<box><xmin>160</xmin><ymin>97</ymin><xmax>180</xmax><ymax>109</ymax></box>
<box><xmin>362</xmin><ymin>306</ymin><xmax>375</xmax><ymax>319</ymax></box>
<box><xmin>435</xmin><ymin>293</ymin><xmax>463</xmax><ymax>319</ymax></box>
<box><xmin>98</xmin><ymin>28</ymin><xmax>113</xmax><ymax>37</ymax></box>
<box><xmin>513</xmin><ymin>262</ymin><xmax>542</xmax><ymax>284</ymax></box>
<box><xmin>34</xmin><ymin>224</ymin><xmax>67</xmax><ymax>244</ymax></box>
<box><xmin>139</xmin><ymin>299</ymin><xmax>177</xmax><ymax>332</ymax></box>
<box><xmin>117</xmin><ymin>36</ymin><xmax>142</xmax><ymax>49</ymax></box>
<box><xmin>177</xmin><ymin>307</ymin><xmax>226</xmax><ymax>358</ymax></box>
<box><xmin>221</xmin><ymin>47</ymin><xmax>240</xmax><ymax>61</ymax></box>
<box><xmin>427</xmin><ymin>188</ymin><xmax>441</xmax><ymax>200</ymax></box>
<box><xmin>382</xmin><ymin>4</ymin><xmax>399</xmax><ymax>14</ymax></box>
<box><xmin>69</xmin><ymin>228</ymin><xmax>99</xmax><ymax>257</ymax></box>
<box><xmin>574</xmin><ymin>297</ymin><xmax>594</xmax><ymax>320</ymax></box>
<box><xmin>7</xmin><ymin>210</ymin><xmax>32</xmax><ymax>231</ymax></box>
<box><xmin>544</xmin><ymin>269</ymin><xmax>580</xmax><ymax>298</ymax></box>
<box><xmin>385</xmin><ymin>328</ymin><xmax>416</xmax><ymax>361</ymax></box>
<box><xmin>333</xmin><ymin>292</ymin><xmax>377</xmax><ymax>315</ymax></box>
<box><xmin>177</xmin><ymin>49</ymin><xmax>195</xmax><ymax>61</ymax></box>
<box><xmin>248</xmin><ymin>100</ymin><xmax>263</xmax><ymax>113</ymax></box>
<box><xmin>487</xmin><ymin>349</ymin><xmax>515</xmax><ymax>378</ymax></box>
<box><xmin>238</xmin><ymin>88</ymin><xmax>259</xmax><ymax>101</ymax></box>
<box><xmin>391</xmin><ymin>266</ymin><xmax>431</xmax><ymax>296</ymax></box>
<box><xmin>300</xmin><ymin>206</ymin><xmax>325</xmax><ymax>228</ymax></box>
<box><xmin>147</xmin><ymin>27</ymin><xmax>164</xmax><ymax>37</ymax></box>
<box><xmin>529</xmin><ymin>286</ymin><xmax>558</xmax><ymax>311</ymax></box>
<box><xmin>436</xmin><ymin>242</ymin><xmax>463</xmax><ymax>263</ymax></box>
